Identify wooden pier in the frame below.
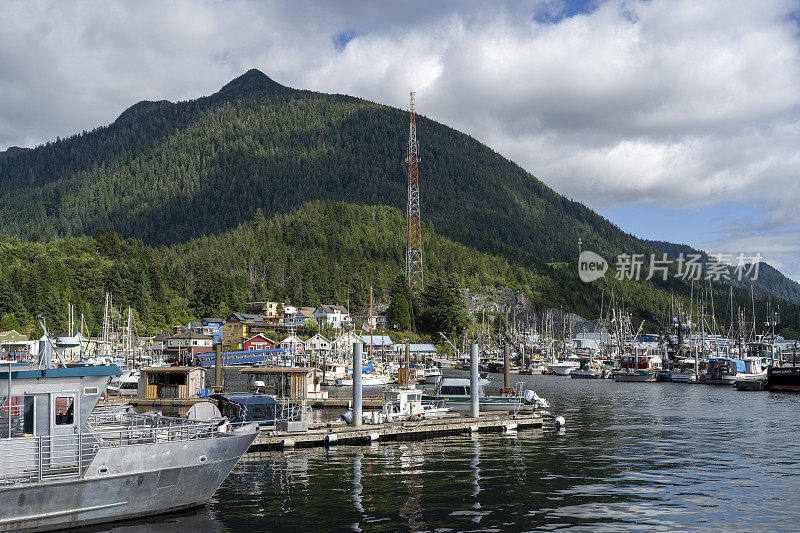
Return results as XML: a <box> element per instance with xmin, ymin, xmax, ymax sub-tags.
<box><xmin>249</xmin><ymin>412</ymin><xmax>546</xmax><ymax>451</ymax></box>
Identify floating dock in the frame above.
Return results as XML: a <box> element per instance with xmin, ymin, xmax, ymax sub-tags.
<box><xmin>249</xmin><ymin>412</ymin><xmax>546</xmax><ymax>451</ymax></box>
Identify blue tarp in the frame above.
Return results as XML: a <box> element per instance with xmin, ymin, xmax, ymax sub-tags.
<box><xmin>709</xmin><ymin>358</ymin><xmax>747</xmax><ymax>373</ymax></box>
<box><xmin>197</xmin><ymin>348</ymin><xmax>289</xmax><ymax>367</ymax></box>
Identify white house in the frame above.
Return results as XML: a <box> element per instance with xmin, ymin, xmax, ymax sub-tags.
<box><xmin>288</xmin><ymin>307</ymin><xmax>315</xmax><ymax>327</ymax></box>
<box><xmin>332</xmin><ymin>331</ymin><xmax>362</xmax><ymax>356</ymax></box>
<box><xmin>279</xmin><ymin>335</ymin><xmax>305</xmax><ymax>354</ymax></box>
<box><xmin>314</xmin><ymin>305</ymin><xmax>351</xmax><ymax>328</ymax></box>
<box><xmin>304</xmin><ymin>334</ymin><xmax>331</xmax><ymax>353</ymax></box>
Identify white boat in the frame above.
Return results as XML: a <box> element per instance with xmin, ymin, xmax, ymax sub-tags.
<box><xmin>382</xmin><ymin>388</ymin><xmax>449</xmax><ymax>421</ymax></box>
<box><xmin>670</xmin><ymin>358</ymin><xmax>699</xmax><ymax>383</ymax></box>
<box><xmin>107</xmin><ymin>370</ymin><xmax>140</xmax><ymax>396</ymax></box>
<box><xmin>0</xmin><ymin>362</ymin><xmax>257</xmax><ymax>531</ymax></box>
<box><xmin>335</xmin><ymin>374</ymin><xmax>391</xmax><ymax>386</ymax></box>
<box><xmin>423</xmin><ymin>365</ymin><xmax>442</xmax><ymax>384</ymax></box>
<box><xmin>549</xmin><ymin>355</ymin><xmax>581</xmax><ymax>376</ymax></box>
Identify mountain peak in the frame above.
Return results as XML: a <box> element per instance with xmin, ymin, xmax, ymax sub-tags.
<box><xmin>216</xmin><ymin>69</ymin><xmax>288</xmax><ymax>97</ymax></box>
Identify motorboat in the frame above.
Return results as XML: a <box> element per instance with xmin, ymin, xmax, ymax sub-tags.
<box><xmin>0</xmin><ymin>362</ymin><xmax>257</xmax><ymax>531</ymax></box>
<box><xmin>334</xmin><ymin>359</ymin><xmax>391</xmax><ymax>386</ymax></box>
<box><xmin>211</xmin><ymin>393</ymin><xmax>303</xmax><ymax>428</ymax></box>
<box><xmin>422</xmin><ymin>365</ymin><xmax>442</xmax><ymax>384</ymax></box>
<box><xmin>106</xmin><ymin>369</ymin><xmax>140</xmax><ymax>396</ymax></box>
<box><xmin>549</xmin><ymin>355</ymin><xmax>581</xmax><ymax>376</ymax></box>
<box><xmin>423</xmin><ymin>378</ymin><xmax>549</xmax><ymax>412</ymax></box>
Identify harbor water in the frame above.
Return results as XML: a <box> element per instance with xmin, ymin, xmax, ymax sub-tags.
<box><xmin>97</xmin><ymin>372</ymin><xmax>800</xmax><ymax>531</ymax></box>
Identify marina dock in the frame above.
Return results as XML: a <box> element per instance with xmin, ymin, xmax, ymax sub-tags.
<box><xmin>249</xmin><ymin>411</ymin><xmax>546</xmax><ymax>451</ymax></box>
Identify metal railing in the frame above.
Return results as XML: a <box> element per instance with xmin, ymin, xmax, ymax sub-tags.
<box><xmin>0</xmin><ymin>413</ymin><xmax>220</xmax><ymax>487</ymax></box>
<box><xmin>0</xmin><ymin>434</ymin><xmax>98</xmax><ymax>486</ymax></box>
<box><xmin>88</xmin><ymin>412</ymin><xmax>217</xmax><ymax>446</ymax></box>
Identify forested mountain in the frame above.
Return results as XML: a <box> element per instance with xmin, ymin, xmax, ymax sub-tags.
<box><xmin>0</xmin><ymin>69</ymin><xmax>647</xmax><ymax>265</ymax></box>
<box><xmin>2</xmin><ymin>202</ymin><xmax>799</xmax><ymax>340</ymax></box>
<box><xmin>1</xmin><ymin>69</ymin><xmax>798</xmax><ymax>339</ymax></box>
<box><xmin>644</xmin><ymin>239</ymin><xmax>800</xmax><ymax>304</ymax></box>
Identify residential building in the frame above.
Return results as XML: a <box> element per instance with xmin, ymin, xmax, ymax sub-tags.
<box><xmin>351</xmin><ymin>305</ymin><xmax>388</xmax><ymax>330</ymax></box>
<box><xmin>0</xmin><ymin>330</ymin><xmax>35</xmax><ymax>361</ymax></box>
<box><xmin>242</xmin><ymin>334</ymin><xmax>277</xmax><ymax>351</ymax></box>
<box><xmin>288</xmin><ymin>307</ymin><xmax>316</xmax><ymax>327</ymax></box>
<box><xmin>314</xmin><ymin>305</ymin><xmax>351</xmax><ymax>328</ymax></box>
<box><xmin>164</xmin><ymin>331</ymin><xmax>213</xmax><ymax>360</ymax></box>
<box><xmin>200</xmin><ymin>318</ymin><xmax>225</xmax><ymax>344</ymax></box>
<box><xmin>244</xmin><ymin>301</ymin><xmax>286</xmax><ymax>322</ymax></box>
<box><xmin>304</xmin><ymin>334</ymin><xmax>331</xmax><ymax>353</ymax></box>
<box><xmin>332</xmin><ymin>331</ymin><xmax>362</xmax><ymax>356</ymax></box>
<box><xmin>279</xmin><ymin>335</ymin><xmax>305</xmax><ymax>354</ymax></box>
<box><xmin>150</xmin><ymin>333</ymin><xmax>171</xmax><ymax>354</ymax></box>
<box><xmin>222</xmin><ymin>313</ymin><xmax>266</xmax><ymax>351</ymax></box>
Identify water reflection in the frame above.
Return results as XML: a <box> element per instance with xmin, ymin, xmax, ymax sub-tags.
<box><xmin>351</xmin><ymin>452</ymin><xmax>364</xmax><ymax>530</ymax></box>
<box><xmin>89</xmin><ymin>374</ymin><xmax>800</xmax><ymax>532</ymax></box>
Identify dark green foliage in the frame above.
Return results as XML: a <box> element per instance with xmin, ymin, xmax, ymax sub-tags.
<box><xmin>0</xmin><ymin>69</ymin><xmax>653</xmax><ymax>271</ymax></box>
<box><xmin>388</xmin><ymin>275</ymin><xmax>411</xmax><ymax>331</ymax></box>
<box><xmin>420</xmin><ymin>274</ymin><xmax>469</xmax><ymax>335</ymax></box>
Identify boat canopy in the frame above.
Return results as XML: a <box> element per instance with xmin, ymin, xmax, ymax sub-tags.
<box><xmin>708</xmin><ymin>358</ymin><xmax>747</xmax><ymax>373</ymax></box>
<box><xmin>211</xmin><ymin>392</ymin><xmax>281</xmax><ymax>408</ymax></box>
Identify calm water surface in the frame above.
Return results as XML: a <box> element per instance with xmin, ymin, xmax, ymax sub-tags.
<box><xmin>99</xmin><ymin>372</ymin><xmax>800</xmax><ymax>531</ymax></box>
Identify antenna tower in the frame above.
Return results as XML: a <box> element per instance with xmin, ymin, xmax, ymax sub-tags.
<box><xmin>406</xmin><ymin>91</ymin><xmax>424</xmax><ymax>292</ymax></box>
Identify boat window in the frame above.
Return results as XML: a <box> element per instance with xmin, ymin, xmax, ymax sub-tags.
<box><xmin>441</xmin><ymin>386</ymin><xmax>467</xmax><ymax>395</ymax></box>
<box><xmin>55</xmin><ymin>397</ymin><xmax>75</xmax><ymax>425</ymax></box>
<box><xmin>0</xmin><ymin>395</ymin><xmax>34</xmax><ymax>437</ymax></box>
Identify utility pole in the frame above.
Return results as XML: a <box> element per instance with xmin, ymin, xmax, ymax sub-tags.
<box><xmin>406</xmin><ymin>91</ymin><xmax>424</xmax><ymax>293</ymax></box>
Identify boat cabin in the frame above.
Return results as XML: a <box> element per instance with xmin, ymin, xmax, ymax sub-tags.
<box><xmin>0</xmin><ymin>364</ymin><xmax>119</xmax><ymax>440</ymax></box>
<box><xmin>239</xmin><ymin>366</ymin><xmax>320</xmax><ymax>400</ymax></box>
<box><xmin>211</xmin><ymin>392</ymin><xmax>300</xmax><ymax>427</ymax></box>
<box><xmin>137</xmin><ymin>366</ymin><xmax>206</xmax><ymax>400</ymax></box>
<box><xmin>436</xmin><ymin>377</ymin><xmax>486</xmax><ymax>397</ymax></box>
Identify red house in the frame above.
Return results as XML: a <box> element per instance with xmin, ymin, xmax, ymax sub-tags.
<box><xmin>242</xmin><ymin>334</ymin><xmax>276</xmax><ymax>351</ymax></box>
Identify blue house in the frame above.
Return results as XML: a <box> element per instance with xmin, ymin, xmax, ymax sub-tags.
<box><xmin>201</xmin><ymin>318</ymin><xmax>225</xmax><ymax>344</ymax></box>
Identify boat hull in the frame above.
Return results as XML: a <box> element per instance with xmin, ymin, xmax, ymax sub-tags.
<box><xmin>422</xmin><ymin>395</ymin><xmax>535</xmax><ymax>411</ymax></box>
<box><xmin>0</xmin><ymin>430</ymin><xmax>256</xmax><ymax>532</ymax></box>
<box><xmin>670</xmin><ymin>371</ymin><xmax>698</xmax><ymax>383</ymax></box>
<box><xmin>767</xmin><ymin>366</ymin><xmax>800</xmax><ymax>392</ymax></box>
<box><xmin>614</xmin><ymin>371</ymin><xmax>658</xmax><ymax>382</ymax></box>
<box><xmin>550</xmin><ymin>364</ymin><xmax>579</xmax><ymax>376</ymax></box>
<box><xmin>735</xmin><ymin>378</ymin><xmax>767</xmax><ymax>391</ymax></box>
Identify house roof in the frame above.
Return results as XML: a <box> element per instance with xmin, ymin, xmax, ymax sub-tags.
<box><xmin>317</xmin><ymin>304</ymin><xmax>349</xmax><ymax>315</ymax></box>
<box><xmin>243</xmin><ymin>333</ymin><xmax>275</xmax><ymax>344</ymax></box>
<box><xmin>360</xmin><ymin>334</ymin><xmax>393</xmax><ymax>346</ymax></box>
<box><xmin>394</xmin><ymin>343</ymin><xmax>437</xmax><ymax>353</ymax></box>
<box><xmin>170</xmin><ymin>331</ymin><xmax>213</xmax><ymax>340</ymax></box>
<box><xmin>306</xmin><ymin>334</ymin><xmax>330</xmax><ymax>343</ymax></box>
<box><xmin>203</xmin><ymin>318</ymin><xmax>224</xmax><ymax>324</ymax></box>
<box><xmin>153</xmin><ymin>333</ymin><xmax>172</xmax><ymax>341</ymax></box>
<box><xmin>279</xmin><ymin>335</ymin><xmax>303</xmax><ymax>344</ymax></box>
<box><xmin>295</xmin><ymin>308</ymin><xmax>315</xmax><ymax>318</ymax></box>
<box><xmin>228</xmin><ymin>313</ymin><xmax>264</xmax><ymax>322</ymax></box>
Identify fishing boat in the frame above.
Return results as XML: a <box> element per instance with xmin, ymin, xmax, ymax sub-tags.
<box><xmin>0</xmin><ymin>361</ymin><xmax>257</xmax><ymax>531</ymax></box>
<box><xmin>704</xmin><ymin>357</ymin><xmax>746</xmax><ymax>385</ymax></box>
<box><xmin>670</xmin><ymin>358</ymin><xmax>699</xmax><ymax>383</ymax></box>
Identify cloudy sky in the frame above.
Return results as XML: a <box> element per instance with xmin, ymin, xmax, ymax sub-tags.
<box><xmin>2</xmin><ymin>0</ymin><xmax>800</xmax><ymax>277</ymax></box>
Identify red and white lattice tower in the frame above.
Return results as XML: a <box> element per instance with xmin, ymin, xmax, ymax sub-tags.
<box><xmin>406</xmin><ymin>92</ymin><xmax>424</xmax><ymax>292</ymax></box>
